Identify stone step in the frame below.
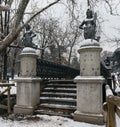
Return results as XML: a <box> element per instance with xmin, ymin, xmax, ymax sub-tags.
<box><xmin>41</xmin><ymin>92</ymin><xmax>76</xmax><ymax>99</ymax></box>
<box><xmin>39</xmin><ymin>103</ymin><xmax>76</xmax><ymax>111</ymax></box>
<box><xmin>38</xmin><ymin>103</ymin><xmax>76</xmax><ymax>114</ymax></box>
<box><xmin>34</xmin><ymin>109</ymin><xmax>74</xmax><ymax>118</ymax></box>
<box><xmin>48</xmin><ymin>80</ymin><xmax>75</xmax><ymax>84</ymax></box>
<box><xmin>34</xmin><ymin>80</ymin><xmax>77</xmax><ymax>118</ymax></box>
<box><xmin>43</xmin><ymin>87</ymin><xmax>76</xmax><ymax>93</ymax></box>
<box><xmin>35</xmin><ymin>103</ymin><xmax>76</xmax><ymax>118</ymax></box>
<box><xmin>40</xmin><ymin>97</ymin><xmax>76</xmax><ymax>106</ymax></box>
<box><xmin>47</xmin><ymin>83</ymin><xmax>76</xmax><ymax>88</ymax></box>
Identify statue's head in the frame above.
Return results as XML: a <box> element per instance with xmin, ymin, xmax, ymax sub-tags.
<box><xmin>86</xmin><ymin>8</ymin><xmax>93</xmax><ymax>19</ymax></box>
<box><xmin>25</xmin><ymin>24</ymin><xmax>31</xmax><ymax>31</ymax></box>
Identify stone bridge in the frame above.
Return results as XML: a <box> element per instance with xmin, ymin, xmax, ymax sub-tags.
<box><xmin>14</xmin><ymin>44</ymin><xmax>111</xmax><ymax>125</ymax></box>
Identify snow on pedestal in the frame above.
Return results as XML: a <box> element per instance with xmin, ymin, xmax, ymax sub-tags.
<box><xmin>74</xmin><ymin>39</ymin><xmax>105</xmax><ymax>125</ymax></box>
<box><xmin>80</xmin><ymin>39</ymin><xmax>100</xmax><ymax>47</ymax></box>
<box><xmin>14</xmin><ymin>47</ymin><xmax>41</xmax><ymax>115</ymax></box>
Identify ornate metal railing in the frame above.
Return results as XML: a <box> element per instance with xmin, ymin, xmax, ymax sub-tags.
<box><xmin>101</xmin><ymin>62</ymin><xmax>112</xmax><ymax>102</ymax></box>
<box><xmin>36</xmin><ymin>59</ymin><xmax>80</xmax><ymax>79</ymax></box>
<box><xmin>101</xmin><ymin>63</ymin><xmax>111</xmax><ymax>80</ymax></box>
<box><xmin>36</xmin><ymin>59</ymin><xmax>111</xmax><ymax>80</ymax></box>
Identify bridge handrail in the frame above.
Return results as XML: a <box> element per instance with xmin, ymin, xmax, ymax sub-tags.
<box><xmin>103</xmin><ymin>85</ymin><xmax>120</xmax><ymax>127</ymax></box>
<box><xmin>36</xmin><ymin>59</ymin><xmax>80</xmax><ymax>79</ymax></box>
<box><xmin>0</xmin><ymin>82</ymin><xmax>15</xmax><ymax>113</ymax></box>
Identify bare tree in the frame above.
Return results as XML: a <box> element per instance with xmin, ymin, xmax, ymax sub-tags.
<box><xmin>0</xmin><ymin>0</ymin><xmax>61</xmax><ymax>53</ymax></box>
<box><xmin>31</xmin><ymin>17</ymin><xmax>60</xmax><ymax>59</ymax></box>
<box><xmin>103</xmin><ymin>0</ymin><xmax>120</xmax><ymax>16</ymax></box>
<box><xmin>66</xmin><ymin>25</ymin><xmax>81</xmax><ymax>65</ymax></box>
<box><xmin>0</xmin><ymin>0</ymin><xmax>62</xmax><ymax>79</ymax></box>
<box><xmin>89</xmin><ymin>0</ymin><xmax>120</xmax><ymax>16</ymax></box>
<box><xmin>0</xmin><ymin>0</ymin><xmax>11</xmax><ymax>79</ymax></box>
<box><xmin>0</xmin><ymin>0</ymin><xmax>80</xmax><ymax>79</ymax></box>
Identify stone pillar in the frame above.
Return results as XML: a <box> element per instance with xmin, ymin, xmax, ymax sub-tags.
<box><xmin>79</xmin><ymin>46</ymin><xmax>101</xmax><ymax>76</ymax></box>
<box><xmin>74</xmin><ymin>40</ymin><xmax>105</xmax><ymax>125</ymax></box>
<box><xmin>14</xmin><ymin>47</ymin><xmax>41</xmax><ymax>115</ymax></box>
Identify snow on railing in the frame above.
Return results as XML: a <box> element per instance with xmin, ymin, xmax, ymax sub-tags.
<box><xmin>103</xmin><ymin>85</ymin><xmax>120</xmax><ymax>127</ymax></box>
<box><xmin>0</xmin><ymin>81</ymin><xmax>15</xmax><ymax>113</ymax></box>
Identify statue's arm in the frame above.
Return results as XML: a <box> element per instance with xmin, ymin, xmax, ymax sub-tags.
<box><xmin>32</xmin><ymin>33</ymin><xmax>36</xmax><ymax>38</ymax></box>
<box><xmin>79</xmin><ymin>20</ymin><xmax>85</xmax><ymax>29</ymax></box>
<box><xmin>30</xmin><ymin>30</ymin><xmax>36</xmax><ymax>38</ymax></box>
<box><xmin>22</xmin><ymin>33</ymin><xmax>26</xmax><ymax>40</ymax></box>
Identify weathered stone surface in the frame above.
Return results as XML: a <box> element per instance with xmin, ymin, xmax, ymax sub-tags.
<box><xmin>74</xmin><ymin>44</ymin><xmax>105</xmax><ymax>125</ymax></box>
<box><xmin>74</xmin><ymin>111</ymin><xmax>104</xmax><ymax>125</ymax></box>
<box><xmin>20</xmin><ymin>47</ymin><xmax>38</xmax><ymax>77</ymax></box>
<box><xmin>14</xmin><ymin>77</ymin><xmax>41</xmax><ymax>115</ymax></box>
<box><xmin>74</xmin><ymin>76</ymin><xmax>104</xmax><ymax>114</ymax></box>
<box><xmin>14</xmin><ymin>105</ymin><xmax>34</xmax><ymax>115</ymax></box>
<box><xmin>78</xmin><ymin>46</ymin><xmax>102</xmax><ymax>76</ymax></box>
<box><xmin>14</xmin><ymin>48</ymin><xmax>41</xmax><ymax>115</ymax></box>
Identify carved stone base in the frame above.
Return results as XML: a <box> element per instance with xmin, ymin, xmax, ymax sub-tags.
<box><xmin>14</xmin><ymin>77</ymin><xmax>41</xmax><ymax>115</ymax></box>
<box><xmin>74</xmin><ymin>76</ymin><xmax>105</xmax><ymax>125</ymax></box>
<box><xmin>74</xmin><ymin>111</ymin><xmax>104</xmax><ymax>125</ymax></box>
<box><xmin>14</xmin><ymin>105</ymin><xmax>34</xmax><ymax>115</ymax></box>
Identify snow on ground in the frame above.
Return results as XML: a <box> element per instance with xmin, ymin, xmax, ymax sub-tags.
<box><xmin>0</xmin><ymin>114</ymin><xmax>120</xmax><ymax>127</ymax></box>
<box><xmin>0</xmin><ymin>79</ymin><xmax>120</xmax><ymax>127</ymax></box>
<box><xmin>0</xmin><ymin>79</ymin><xmax>16</xmax><ymax>95</ymax></box>
<box><xmin>0</xmin><ymin>115</ymin><xmax>105</xmax><ymax>127</ymax></box>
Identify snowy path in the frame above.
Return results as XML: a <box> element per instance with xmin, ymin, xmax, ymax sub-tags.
<box><xmin>0</xmin><ymin>115</ymin><xmax>105</xmax><ymax>127</ymax></box>
<box><xmin>0</xmin><ymin>80</ymin><xmax>120</xmax><ymax>127</ymax></box>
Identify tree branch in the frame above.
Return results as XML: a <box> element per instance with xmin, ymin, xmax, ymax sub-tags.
<box><xmin>25</xmin><ymin>0</ymin><xmax>60</xmax><ymax>25</ymax></box>
<box><xmin>14</xmin><ymin>0</ymin><xmax>30</xmax><ymax>28</ymax></box>
<box><xmin>104</xmin><ymin>0</ymin><xmax>113</xmax><ymax>15</ymax></box>
<box><xmin>0</xmin><ymin>0</ymin><xmax>61</xmax><ymax>52</ymax></box>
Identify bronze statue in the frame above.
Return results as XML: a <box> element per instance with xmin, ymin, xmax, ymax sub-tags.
<box><xmin>79</xmin><ymin>8</ymin><xmax>100</xmax><ymax>41</ymax></box>
<box><xmin>22</xmin><ymin>24</ymin><xmax>37</xmax><ymax>48</ymax></box>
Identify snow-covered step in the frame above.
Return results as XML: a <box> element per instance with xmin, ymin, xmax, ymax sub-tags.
<box><xmin>40</xmin><ymin>97</ymin><xmax>76</xmax><ymax>101</ymax></box>
<box><xmin>44</xmin><ymin>87</ymin><xmax>76</xmax><ymax>93</ymax></box>
<box><xmin>44</xmin><ymin>87</ymin><xmax>76</xmax><ymax>90</ymax></box>
<box><xmin>40</xmin><ymin>97</ymin><xmax>76</xmax><ymax>106</ymax></box>
<box><xmin>48</xmin><ymin>80</ymin><xmax>75</xmax><ymax>84</ymax></box>
<box><xmin>35</xmin><ymin>80</ymin><xmax>76</xmax><ymax>118</ymax></box>
<box><xmin>35</xmin><ymin>103</ymin><xmax>76</xmax><ymax>118</ymax></box>
<box><xmin>47</xmin><ymin>83</ymin><xmax>76</xmax><ymax>88</ymax></box>
<box><xmin>39</xmin><ymin>103</ymin><xmax>76</xmax><ymax>110</ymax></box>
<box><xmin>41</xmin><ymin>92</ymin><xmax>76</xmax><ymax>99</ymax></box>
<box><xmin>34</xmin><ymin>109</ymin><xmax>72</xmax><ymax>118</ymax></box>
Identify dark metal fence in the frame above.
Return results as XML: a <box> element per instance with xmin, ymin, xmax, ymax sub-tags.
<box><xmin>36</xmin><ymin>59</ymin><xmax>80</xmax><ymax>79</ymax></box>
<box><xmin>101</xmin><ymin>63</ymin><xmax>111</xmax><ymax>80</ymax></box>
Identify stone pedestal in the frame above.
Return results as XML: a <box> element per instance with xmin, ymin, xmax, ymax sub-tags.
<box><xmin>14</xmin><ymin>77</ymin><xmax>41</xmax><ymax>115</ymax></box>
<box><xmin>74</xmin><ymin>40</ymin><xmax>105</xmax><ymax>125</ymax></box>
<box><xmin>74</xmin><ymin>76</ymin><xmax>104</xmax><ymax>125</ymax></box>
<box><xmin>14</xmin><ymin>47</ymin><xmax>41</xmax><ymax>115</ymax></box>
<box><xmin>20</xmin><ymin>47</ymin><xmax>38</xmax><ymax>77</ymax></box>
<box><xmin>79</xmin><ymin>46</ymin><xmax>102</xmax><ymax>76</ymax></box>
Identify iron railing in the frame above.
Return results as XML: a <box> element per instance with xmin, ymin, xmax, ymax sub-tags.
<box><xmin>36</xmin><ymin>59</ymin><xmax>80</xmax><ymax>79</ymax></box>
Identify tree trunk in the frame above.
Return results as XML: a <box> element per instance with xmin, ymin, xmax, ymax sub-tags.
<box><xmin>11</xmin><ymin>51</ymin><xmax>17</xmax><ymax>79</ymax></box>
<box><xmin>3</xmin><ymin>0</ymin><xmax>10</xmax><ymax>80</ymax></box>
<box><xmin>68</xmin><ymin>46</ymin><xmax>73</xmax><ymax>65</ymax></box>
<box><xmin>3</xmin><ymin>49</ymin><xmax>7</xmax><ymax>80</ymax></box>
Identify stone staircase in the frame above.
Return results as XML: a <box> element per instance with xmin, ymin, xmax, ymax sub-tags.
<box><xmin>34</xmin><ymin>80</ymin><xmax>76</xmax><ymax>118</ymax></box>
